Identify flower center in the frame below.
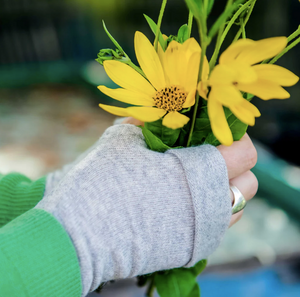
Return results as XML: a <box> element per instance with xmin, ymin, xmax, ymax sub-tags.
<box><xmin>153</xmin><ymin>85</ymin><xmax>187</xmax><ymax>112</ymax></box>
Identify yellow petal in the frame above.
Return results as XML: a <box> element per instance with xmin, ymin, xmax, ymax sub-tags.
<box><xmin>181</xmin><ymin>38</ymin><xmax>209</xmax><ymax>91</ymax></box>
<box><xmin>209</xmin><ymin>64</ymin><xmax>237</xmax><ymax>85</ymax></box>
<box><xmin>228</xmin><ymin>61</ymin><xmax>257</xmax><ymax>84</ymax></box>
<box><xmin>209</xmin><ymin>85</ymin><xmax>244</xmax><ymax>106</ymax></box>
<box><xmin>126</xmin><ymin>107</ymin><xmax>166</xmax><ymax>122</ymax></box>
<box><xmin>135</xmin><ymin>31</ymin><xmax>166</xmax><ymax>91</ymax></box>
<box><xmin>209</xmin><ymin>63</ymin><xmax>257</xmax><ymax>85</ymax></box>
<box><xmin>230</xmin><ymin>103</ymin><xmax>257</xmax><ymax>126</ymax></box>
<box><xmin>157</xmin><ymin>42</ymin><xmax>169</xmax><ymax>85</ymax></box>
<box><xmin>162</xmin><ymin>34</ymin><xmax>168</xmax><ymax>40</ymax></box>
<box><xmin>219</xmin><ymin>39</ymin><xmax>255</xmax><ymax>64</ymax></box>
<box><xmin>240</xmin><ymin>100</ymin><xmax>261</xmax><ymax>117</ymax></box>
<box><xmin>162</xmin><ymin>111</ymin><xmax>190</xmax><ymax>129</ymax></box>
<box><xmin>236</xmin><ymin>37</ymin><xmax>287</xmax><ymax>65</ymax></box>
<box><xmin>182</xmin><ymin>88</ymin><xmax>196</xmax><ymax>108</ymax></box>
<box><xmin>157</xmin><ymin>42</ymin><xmax>165</xmax><ymax>64</ymax></box>
<box><xmin>253</xmin><ymin>64</ymin><xmax>299</xmax><ymax>86</ymax></box>
<box><xmin>181</xmin><ymin>38</ymin><xmax>201</xmax><ymax>60</ymax></box>
<box><xmin>98</xmin><ymin>86</ymin><xmax>155</xmax><ymax>106</ymax></box>
<box><xmin>103</xmin><ymin>60</ymin><xmax>155</xmax><ymax>96</ymax></box>
<box><xmin>207</xmin><ymin>97</ymin><xmax>233</xmax><ymax>146</ymax></box>
<box><xmin>197</xmin><ymin>81</ymin><xmax>208</xmax><ymax>100</ymax></box>
<box><xmin>183</xmin><ymin>52</ymin><xmax>200</xmax><ymax>93</ymax></box>
<box><xmin>99</xmin><ymin>104</ymin><xmax>130</xmax><ymax>117</ymax></box>
<box><xmin>238</xmin><ymin>79</ymin><xmax>290</xmax><ymax>100</ymax></box>
<box><xmin>202</xmin><ymin>55</ymin><xmax>210</xmax><ymax>81</ymax></box>
<box><xmin>163</xmin><ymin>40</ymin><xmax>183</xmax><ymax>85</ymax></box>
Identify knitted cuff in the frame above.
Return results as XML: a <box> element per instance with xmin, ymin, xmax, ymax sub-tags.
<box><xmin>167</xmin><ymin>145</ymin><xmax>232</xmax><ymax>266</ymax></box>
<box><xmin>0</xmin><ymin>173</ymin><xmax>46</xmax><ymax>227</ymax></box>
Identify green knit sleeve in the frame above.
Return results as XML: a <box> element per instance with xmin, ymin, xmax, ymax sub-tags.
<box><xmin>0</xmin><ymin>208</ymin><xmax>82</xmax><ymax>296</ymax></box>
<box><xmin>0</xmin><ymin>173</ymin><xmax>46</xmax><ymax>228</ymax></box>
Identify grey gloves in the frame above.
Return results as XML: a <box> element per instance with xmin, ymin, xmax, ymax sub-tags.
<box><xmin>37</xmin><ymin>124</ymin><xmax>231</xmax><ymax>296</ymax></box>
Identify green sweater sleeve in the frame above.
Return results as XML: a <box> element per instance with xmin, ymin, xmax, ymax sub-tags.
<box><xmin>0</xmin><ymin>208</ymin><xmax>82</xmax><ymax>296</ymax></box>
<box><xmin>0</xmin><ymin>173</ymin><xmax>46</xmax><ymax>228</ymax></box>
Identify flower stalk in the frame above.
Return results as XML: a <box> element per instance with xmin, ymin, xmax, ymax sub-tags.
<box><xmin>187</xmin><ymin>10</ymin><xmax>194</xmax><ymax>38</ymax></box>
<box><xmin>269</xmin><ymin>36</ymin><xmax>300</xmax><ymax>65</ymax></box>
<box><xmin>145</xmin><ymin>276</ymin><xmax>155</xmax><ymax>297</ymax></box>
<box><xmin>261</xmin><ymin>25</ymin><xmax>300</xmax><ymax>65</ymax></box>
<box><xmin>288</xmin><ymin>25</ymin><xmax>300</xmax><ymax>42</ymax></box>
<box><xmin>154</xmin><ymin>0</ymin><xmax>168</xmax><ymax>52</ymax></box>
<box><xmin>232</xmin><ymin>0</ymin><xmax>257</xmax><ymax>42</ymax></box>
<box><xmin>187</xmin><ymin>15</ymin><xmax>208</xmax><ymax>147</ymax></box>
<box><xmin>209</xmin><ymin>0</ymin><xmax>255</xmax><ymax>71</ymax></box>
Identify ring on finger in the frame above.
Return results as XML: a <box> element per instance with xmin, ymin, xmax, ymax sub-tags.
<box><xmin>230</xmin><ymin>185</ymin><xmax>247</xmax><ymax>214</ymax></box>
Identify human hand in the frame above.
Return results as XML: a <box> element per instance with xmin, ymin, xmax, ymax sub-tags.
<box><xmin>217</xmin><ymin>134</ymin><xmax>258</xmax><ymax>227</ymax></box>
<box><xmin>122</xmin><ymin>117</ymin><xmax>258</xmax><ymax>228</ymax></box>
<box><xmin>35</xmin><ymin>124</ymin><xmax>254</xmax><ymax>295</ymax></box>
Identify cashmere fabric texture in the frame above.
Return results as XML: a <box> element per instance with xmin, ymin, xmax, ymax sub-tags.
<box><xmin>36</xmin><ymin>124</ymin><xmax>232</xmax><ymax>296</ymax></box>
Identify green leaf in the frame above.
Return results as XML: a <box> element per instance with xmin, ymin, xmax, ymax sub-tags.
<box><xmin>145</xmin><ymin>120</ymin><xmax>181</xmax><ymax>147</ymax></box>
<box><xmin>228</xmin><ymin>116</ymin><xmax>248</xmax><ymax>141</ymax></box>
<box><xmin>155</xmin><ymin>270</ymin><xmax>197</xmax><ymax>297</ymax></box>
<box><xmin>208</xmin><ymin>0</ymin><xmax>247</xmax><ymax>39</ymax></box>
<box><xmin>141</xmin><ymin>127</ymin><xmax>170</xmax><ymax>153</ymax></box>
<box><xmin>162</xmin><ymin>126</ymin><xmax>181</xmax><ymax>146</ymax></box>
<box><xmin>188</xmin><ymin>283</ymin><xmax>200</xmax><ymax>297</ymax></box>
<box><xmin>188</xmin><ymin>259</ymin><xmax>207</xmax><ymax>277</ymax></box>
<box><xmin>184</xmin><ymin>0</ymin><xmax>204</xmax><ymax>25</ymax></box>
<box><xmin>190</xmin><ymin>104</ymin><xmax>211</xmax><ymax>146</ymax></box>
<box><xmin>207</xmin><ymin>0</ymin><xmax>215</xmax><ymax>15</ymax></box>
<box><xmin>177</xmin><ymin>24</ymin><xmax>190</xmax><ymax>43</ymax></box>
<box><xmin>144</xmin><ymin>14</ymin><xmax>167</xmax><ymax>50</ymax></box>
<box><xmin>204</xmin><ymin>107</ymin><xmax>248</xmax><ymax>146</ymax></box>
<box><xmin>102</xmin><ymin>20</ymin><xmax>126</xmax><ymax>55</ymax></box>
<box><xmin>191</xmin><ymin>117</ymin><xmax>212</xmax><ymax>146</ymax></box>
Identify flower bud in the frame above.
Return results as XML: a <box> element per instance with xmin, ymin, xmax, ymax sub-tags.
<box><xmin>96</xmin><ymin>49</ymin><xmax>130</xmax><ymax>65</ymax></box>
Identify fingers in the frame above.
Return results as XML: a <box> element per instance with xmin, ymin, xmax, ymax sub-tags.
<box><xmin>121</xmin><ymin>117</ymin><xmax>144</xmax><ymax>126</ymax></box>
<box><xmin>217</xmin><ymin>134</ymin><xmax>257</xmax><ymax>180</ymax></box>
<box><xmin>229</xmin><ymin>170</ymin><xmax>258</xmax><ymax>227</ymax></box>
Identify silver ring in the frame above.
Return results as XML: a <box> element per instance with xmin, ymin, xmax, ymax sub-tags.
<box><xmin>230</xmin><ymin>185</ymin><xmax>247</xmax><ymax>214</ymax></box>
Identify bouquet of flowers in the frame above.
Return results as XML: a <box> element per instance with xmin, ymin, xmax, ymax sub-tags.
<box><xmin>96</xmin><ymin>0</ymin><xmax>299</xmax><ymax>296</ymax></box>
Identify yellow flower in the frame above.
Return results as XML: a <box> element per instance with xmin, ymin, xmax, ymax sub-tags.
<box><xmin>205</xmin><ymin>37</ymin><xmax>299</xmax><ymax>146</ymax></box>
<box><xmin>98</xmin><ymin>31</ymin><xmax>208</xmax><ymax>129</ymax></box>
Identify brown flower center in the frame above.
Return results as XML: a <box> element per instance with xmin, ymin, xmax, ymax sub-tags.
<box><xmin>153</xmin><ymin>85</ymin><xmax>187</xmax><ymax>112</ymax></box>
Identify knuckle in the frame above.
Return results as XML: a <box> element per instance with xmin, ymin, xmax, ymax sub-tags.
<box><xmin>247</xmin><ymin>171</ymin><xmax>259</xmax><ymax>198</ymax></box>
<box><xmin>245</xmin><ymin>143</ymin><xmax>257</xmax><ymax>169</ymax></box>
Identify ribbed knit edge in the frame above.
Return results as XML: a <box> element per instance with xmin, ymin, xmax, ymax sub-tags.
<box><xmin>167</xmin><ymin>145</ymin><xmax>232</xmax><ymax>267</ymax></box>
<box><xmin>0</xmin><ymin>208</ymin><xmax>82</xmax><ymax>297</ymax></box>
<box><xmin>0</xmin><ymin>173</ymin><xmax>46</xmax><ymax>228</ymax></box>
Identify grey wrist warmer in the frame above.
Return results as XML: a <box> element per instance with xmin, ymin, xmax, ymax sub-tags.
<box><xmin>36</xmin><ymin>125</ymin><xmax>231</xmax><ymax>296</ymax></box>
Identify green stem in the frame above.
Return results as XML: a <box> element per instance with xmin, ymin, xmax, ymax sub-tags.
<box><xmin>268</xmin><ymin>36</ymin><xmax>300</xmax><ymax>65</ymax></box>
<box><xmin>187</xmin><ymin>11</ymin><xmax>194</xmax><ymax>38</ymax></box>
<box><xmin>154</xmin><ymin>0</ymin><xmax>168</xmax><ymax>52</ymax></box>
<box><xmin>288</xmin><ymin>25</ymin><xmax>300</xmax><ymax>42</ymax></box>
<box><xmin>209</xmin><ymin>0</ymin><xmax>235</xmax><ymax>71</ymax></box>
<box><xmin>261</xmin><ymin>26</ymin><xmax>300</xmax><ymax>64</ymax></box>
<box><xmin>145</xmin><ymin>277</ymin><xmax>155</xmax><ymax>297</ymax></box>
<box><xmin>241</xmin><ymin>18</ymin><xmax>246</xmax><ymax>39</ymax></box>
<box><xmin>127</xmin><ymin>60</ymin><xmax>146</xmax><ymax>78</ymax></box>
<box><xmin>187</xmin><ymin>24</ymin><xmax>208</xmax><ymax>147</ymax></box>
<box><xmin>203</xmin><ymin>0</ymin><xmax>209</xmax><ymax>13</ymax></box>
<box><xmin>232</xmin><ymin>0</ymin><xmax>257</xmax><ymax>42</ymax></box>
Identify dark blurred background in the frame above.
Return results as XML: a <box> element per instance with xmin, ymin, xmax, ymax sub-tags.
<box><xmin>1</xmin><ymin>0</ymin><xmax>300</xmax><ymax>296</ymax></box>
